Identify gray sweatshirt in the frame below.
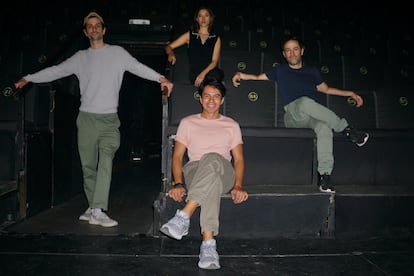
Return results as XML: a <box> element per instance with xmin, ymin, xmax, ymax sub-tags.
<box><xmin>25</xmin><ymin>44</ymin><xmax>163</xmax><ymax>114</ymax></box>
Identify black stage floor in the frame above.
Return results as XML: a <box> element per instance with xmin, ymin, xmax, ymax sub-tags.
<box><xmin>1</xmin><ymin>158</ymin><xmax>414</xmax><ymax>275</ymax></box>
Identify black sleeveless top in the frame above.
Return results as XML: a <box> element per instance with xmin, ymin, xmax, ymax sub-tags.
<box><xmin>187</xmin><ymin>31</ymin><xmax>219</xmax><ymax>83</ymax></box>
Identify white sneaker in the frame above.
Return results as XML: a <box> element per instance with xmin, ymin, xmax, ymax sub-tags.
<box><xmin>89</xmin><ymin>210</ymin><xmax>118</xmax><ymax>227</ymax></box>
<box><xmin>198</xmin><ymin>239</ymin><xmax>220</xmax><ymax>270</ymax></box>
<box><xmin>160</xmin><ymin>210</ymin><xmax>189</xmax><ymax>240</ymax></box>
<box><xmin>79</xmin><ymin>208</ymin><xmax>92</xmax><ymax>221</ymax></box>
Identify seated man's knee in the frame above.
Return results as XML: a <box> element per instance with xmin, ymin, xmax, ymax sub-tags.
<box><xmin>296</xmin><ymin>96</ymin><xmax>315</xmax><ymax>109</ymax></box>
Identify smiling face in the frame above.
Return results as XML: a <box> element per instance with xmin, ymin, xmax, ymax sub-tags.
<box><xmin>83</xmin><ymin>17</ymin><xmax>106</xmax><ymax>43</ymax></box>
<box><xmin>282</xmin><ymin>39</ymin><xmax>304</xmax><ymax>68</ymax></box>
<box><xmin>200</xmin><ymin>85</ymin><xmax>224</xmax><ymax>118</ymax></box>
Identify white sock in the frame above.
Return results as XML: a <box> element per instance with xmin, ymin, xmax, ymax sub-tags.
<box><xmin>178</xmin><ymin>210</ymin><xmax>189</xmax><ymax>219</ymax></box>
<box><xmin>203</xmin><ymin>239</ymin><xmax>216</xmax><ymax>246</ymax></box>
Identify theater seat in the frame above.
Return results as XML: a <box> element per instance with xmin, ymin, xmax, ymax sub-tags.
<box><xmin>225</xmin><ymin>80</ymin><xmax>276</xmax><ymax>127</ymax></box>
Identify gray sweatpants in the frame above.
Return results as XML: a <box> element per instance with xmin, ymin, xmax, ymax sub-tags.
<box><xmin>183</xmin><ymin>153</ymin><xmax>235</xmax><ymax>236</ymax></box>
<box><xmin>284</xmin><ymin>96</ymin><xmax>348</xmax><ymax>175</ymax></box>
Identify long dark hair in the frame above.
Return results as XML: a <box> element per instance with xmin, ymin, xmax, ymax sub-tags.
<box><xmin>192</xmin><ymin>6</ymin><xmax>215</xmax><ymax>33</ymax></box>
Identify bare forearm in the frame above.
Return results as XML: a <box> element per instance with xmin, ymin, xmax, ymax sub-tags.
<box><xmin>326</xmin><ymin>87</ymin><xmax>355</xmax><ymax>97</ymax></box>
<box><xmin>232</xmin><ymin>72</ymin><xmax>268</xmax><ymax>87</ymax></box>
<box><xmin>238</xmin><ymin>72</ymin><xmax>261</xmax><ymax>80</ymax></box>
<box><xmin>165</xmin><ymin>45</ymin><xmax>174</xmax><ymax>55</ymax></box>
<box><xmin>232</xmin><ymin>159</ymin><xmax>245</xmax><ymax>189</ymax></box>
<box><xmin>231</xmin><ymin>158</ymin><xmax>248</xmax><ymax>204</ymax></box>
<box><xmin>172</xmin><ymin>158</ymin><xmax>184</xmax><ymax>184</ymax></box>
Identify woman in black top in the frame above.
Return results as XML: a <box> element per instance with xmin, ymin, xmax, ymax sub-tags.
<box><xmin>165</xmin><ymin>6</ymin><xmax>221</xmax><ymax>86</ymax></box>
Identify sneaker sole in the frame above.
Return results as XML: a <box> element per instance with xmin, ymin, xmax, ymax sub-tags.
<box><xmin>79</xmin><ymin>215</ymin><xmax>91</xmax><ymax>221</ymax></box>
<box><xmin>89</xmin><ymin>219</ymin><xmax>118</xmax><ymax>227</ymax></box>
<box><xmin>198</xmin><ymin>262</ymin><xmax>221</xmax><ymax>270</ymax></box>
<box><xmin>356</xmin><ymin>133</ymin><xmax>369</xmax><ymax>147</ymax></box>
<box><xmin>160</xmin><ymin>226</ymin><xmax>188</xmax><ymax>240</ymax></box>
<box><xmin>319</xmin><ymin>186</ymin><xmax>335</xmax><ymax>193</ymax></box>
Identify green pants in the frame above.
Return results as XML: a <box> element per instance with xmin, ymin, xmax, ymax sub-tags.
<box><xmin>183</xmin><ymin>153</ymin><xmax>235</xmax><ymax>236</ymax></box>
<box><xmin>284</xmin><ymin>96</ymin><xmax>348</xmax><ymax>175</ymax></box>
<box><xmin>76</xmin><ymin>111</ymin><xmax>120</xmax><ymax>210</ymax></box>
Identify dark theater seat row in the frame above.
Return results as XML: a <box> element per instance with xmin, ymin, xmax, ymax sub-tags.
<box><xmin>155</xmin><ymin>78</ymin><xmax>414</xmax><ymax>238</ymax></box>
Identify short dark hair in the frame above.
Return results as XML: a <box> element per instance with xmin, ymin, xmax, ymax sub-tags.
<box><xmin>281</xmin><ymin>36</ymin><xmax>305</xmax><ymax>51</ymax></box>
<box><xmin>205</xmin><ymin>67</ymin><xmax>224</xmax><ymax>82</ymax></box>
<box><xmin>199</xmin><ymin>76</ymin><xmax>226</xmax><ymax>97</ymax></box>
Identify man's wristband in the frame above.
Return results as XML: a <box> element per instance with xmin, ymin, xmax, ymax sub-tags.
<box><xmin>173</xmin><ymin>182</ymin><xmax>187</xmax><ymax>190</ymax></box>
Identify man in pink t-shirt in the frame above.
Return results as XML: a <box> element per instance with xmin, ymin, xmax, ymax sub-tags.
<box><xmin>160</xmin><ymin>75</ymin><xmax>249</xmax><ymax>270</ymax></box>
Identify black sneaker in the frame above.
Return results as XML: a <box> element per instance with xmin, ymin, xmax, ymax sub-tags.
<box><xmin>318</xmin><ymin>174</ymin><xmax>335</xmax><ymax>193</ymax></box>
<box><xmin>343</xmin><ymin>126</ymin><xmax>369</xmax><ymax>147</ymax></box>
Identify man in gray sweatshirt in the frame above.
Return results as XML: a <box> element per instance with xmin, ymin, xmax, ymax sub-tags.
<box><xmin>14</xmin><ymin>11</ymin><xmax>173</xmax><ymax>227</ymax></box>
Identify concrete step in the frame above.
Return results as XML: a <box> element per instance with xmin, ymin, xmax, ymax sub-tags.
<box><xmin>153</xmin><ymin>185</ymin><xmax>414</xmax><ymax>239</ymax></box>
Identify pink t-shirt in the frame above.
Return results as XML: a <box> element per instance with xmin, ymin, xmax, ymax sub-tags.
<box><xmin>175</xmin><ymin>114</ymin><xmax>243</xmax><ymax>162</ymax></box>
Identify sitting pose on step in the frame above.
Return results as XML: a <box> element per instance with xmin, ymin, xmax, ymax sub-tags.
<box><xmin>232</xmin><ymin>36</ymin><xmax>369</xmax><ymax>193</ymax></box>
<box><xmin>160</xmin><ymin>72</ymin><xmax>248</xmax><ymax>270</ymax></box>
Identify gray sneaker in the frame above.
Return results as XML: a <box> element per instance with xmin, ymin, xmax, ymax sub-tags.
<box><xmin>89</xmin><ymin>210</ymin><xmax>118</xmax><ymax>227</ymax></box>
<box><xmin>79</xmin><ymin>207</ymin><xmax>92</xmax><ymax>221</ymax></box>
<box><xmin>160</xmin><ymin>210</ymin><xmax>189</xmax><ymax>240</ymax></box>
<box><xmin>198</xmin><ymin>239</ymin><xmax>221</xmax><ymax>270</ymax></box>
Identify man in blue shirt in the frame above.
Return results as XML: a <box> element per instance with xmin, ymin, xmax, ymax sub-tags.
<box><xmin>231</xmin><ymin>36</ymin><xmax>369</xmax><ymax>193</ymax></box>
